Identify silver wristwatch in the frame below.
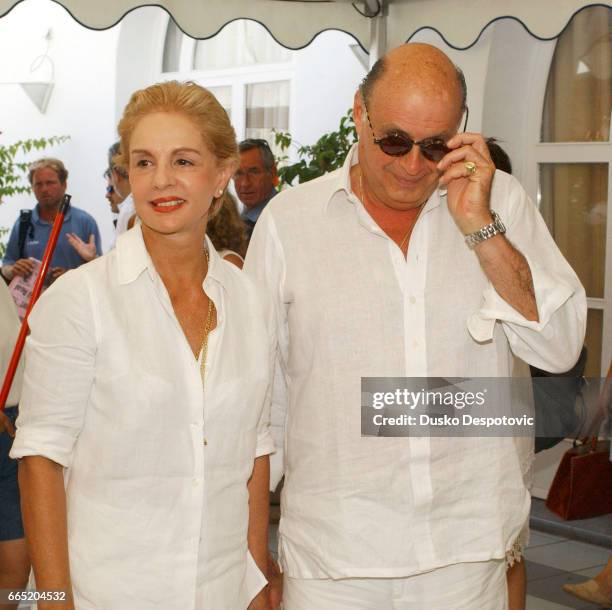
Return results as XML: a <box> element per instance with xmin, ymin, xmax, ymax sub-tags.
<box><xmin>464</xmin><ymin>211</ymin><xmax>506</xmax><ymax>248</ymax></box>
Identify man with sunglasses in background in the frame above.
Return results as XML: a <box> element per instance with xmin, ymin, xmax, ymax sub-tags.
<box><xmin>246</xmin><ymin>43</ymin><xmax>585</xmax><ymax>609</ymax></box>
<box><xmin>234</xmin><ymin>138</ymin><xmax>279</xmax><ymax>242</ymax></box>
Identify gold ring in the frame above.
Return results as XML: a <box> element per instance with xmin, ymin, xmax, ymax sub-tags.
<box><xmin>465</xmin><ymin>161</ymin><xmax>477</xmax><ymax>175</ymax></box>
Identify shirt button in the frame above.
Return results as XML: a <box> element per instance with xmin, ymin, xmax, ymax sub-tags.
<box><xmin>203</xmin><ymin>438</ymin><xmax>208</xmax><ymax>446</ymax></box>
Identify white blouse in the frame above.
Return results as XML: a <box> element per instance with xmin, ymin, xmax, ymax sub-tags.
<box><xmin>0</xmin><ymin>279</ymin><xmax>22</xmax><ymax>407</ymax></box>
<box><xmin>12</xmin><ymin>225</ymin><xmax>274</xmax><ymax>609</ymax></box>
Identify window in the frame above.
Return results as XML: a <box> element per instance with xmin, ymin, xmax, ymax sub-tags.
<box><xmin>542</xmin><ymin>8</ymin><xmax>611</xmax><ymax>142</ymax></box>
<box><xmin>246</xmin><ymin>81</ymin><xmax>290</xmax><ymax>156</ymax></box>
<box><xmin>206</xmin><ymin>85</ymin><xmax>232</xmax><ymax>118</ymax></box>
<box><xmin>193</xmin><ymin>21</ymin><xmax>290</xmax><ymax>71</ymax></box>
<box><xmin>538</xmin><ymin>6</ymin><xmax>612</xmax><ymax>376</ymax></box>
<box><xmin>160</xmin><ymin>18</ymin><xmax>293</xmax><ymax>148</ymax></box>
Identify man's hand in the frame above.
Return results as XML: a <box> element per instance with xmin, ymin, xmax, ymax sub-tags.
<box><xmin>437</xmin><ymin>132</ymin><xmax>538</xmax><ymax>321</ymax></box>
<box><xmin>50</xmin><ymin>267</ymin><xmax>67</xmax><ymax>282</ymax></box>
<box><xmin>11</xmin><ymin>258</ymin><xmax>36</xmax><ymax>279</ymax></box>
<box><xmin>0</xmin><ymin>410</ymin><xmax>16</xmax><ymax>437</ymax></box>
<box><xmin>436</xmin><ymin>132</ymin><xmax>496</xmax><ymax>235</ymax></box>
<box><xmin>268</xmin><ymin>553</ymin><xmax>283</xmax><ymax>610</ymax></box>
<box><xmin>66</xmin><ymin>233</ymin><xmax>97</xmax><ymax>262</ymax></box>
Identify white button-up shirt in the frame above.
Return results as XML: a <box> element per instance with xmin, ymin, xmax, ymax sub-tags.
<box><xmin>11</xmin><ymin>225</ymin><xmax>274</xmax><ymax>609</ymax></box>
<box><xmin>244</xmin><ymin>145</ymin><xmax>586</xmax><ymax>579</ymax></box>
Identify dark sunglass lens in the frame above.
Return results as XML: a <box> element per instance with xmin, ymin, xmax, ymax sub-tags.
<box><xmin>379</xmin><ymin>134</ymin><xmax>412</xmax><ymax>156</ymax></box>
<box><xmin>420</xmin><ymin>140</ymin><xmax>449</xmax><ymax>162</ymax></box>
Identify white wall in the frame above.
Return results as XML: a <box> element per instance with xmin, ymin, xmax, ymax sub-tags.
<box><xmin>115</xmin><ymin>6</ymin><xmax>167</xmax><ymax>123</ymax></box>
<box><xmin>482</xmin><ymin>19</ymin><xmax>556</xmax><ymax>187</ymax></box>
<box><xmin>0</xmin><ymin>0</ymin><xmax>119</xmax><ymax>252</ymax></box>
<box><xmin>290</xmin><ymin>31</ymin><xmax>366</xmax><ymax>148</ymax></box>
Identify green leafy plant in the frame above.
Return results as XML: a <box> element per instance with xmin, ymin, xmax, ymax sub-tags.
<box><xmin>0</xmin><ymin>134</ymin><xmax>69</xmax><ymax>258</ymax></box>
<box><xmin>274</xmin><ymin>109</ymin><xmax>357</xmax><ymax>187</ymax></box>
<box><xmin>0</xmin><ymin>227</ymin><xmax>8</xmax><ymax>259</ymax></box>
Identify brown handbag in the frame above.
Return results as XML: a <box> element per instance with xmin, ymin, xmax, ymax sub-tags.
<box><xmin>545</xmin><ymin>438</ymin><xmax>612</xmax><ymax>520</ymax></box>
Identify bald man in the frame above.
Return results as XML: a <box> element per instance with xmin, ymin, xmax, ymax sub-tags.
<box><xmin>245</xmin><ymin>44</ymin><xmax>586</xmax><ymax>609</ymax></box>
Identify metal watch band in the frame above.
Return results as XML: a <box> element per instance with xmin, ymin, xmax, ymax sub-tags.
<box><xmin>464</xmin><ymin>211</ymin><xmax>506</xmax><ymax>249</ymax></box>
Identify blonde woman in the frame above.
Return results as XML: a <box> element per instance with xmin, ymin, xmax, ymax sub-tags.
<box><xmin>11</xmin><ymin>82</ymin><xmax>274</xmax><ymax>610</ymax></box>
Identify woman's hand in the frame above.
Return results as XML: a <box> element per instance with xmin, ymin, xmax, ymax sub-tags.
<box><xmin>0</xmin><ymin>410</ymin><xmax>15</xmax><ymax>437</ymax></box>
<box><xmin>268</xmin><ymin>553</ymin><xmax>283</xmax><ymax>610</ymax></box>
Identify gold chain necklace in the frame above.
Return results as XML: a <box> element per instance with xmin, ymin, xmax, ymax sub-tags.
<box><xmin>198</xmin><ymin>248</ymin><xmax>215</xmax><ymax>380</ymax></box>
<box><xmin>359</xmin><ymin>167</ymin><xmax>411</xmax><ymax>251</ymax></box>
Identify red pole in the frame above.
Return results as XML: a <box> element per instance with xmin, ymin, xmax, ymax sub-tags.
<box><xmin>0</xmin><ymin>194</ymin><xmax>71</xmax><ymax>412</ymax></box>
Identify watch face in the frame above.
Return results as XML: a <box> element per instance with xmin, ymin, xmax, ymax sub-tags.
<box><xmin>492</xmin><ymin>212</ymin><xmax>506</xmax><ymax>233</ymax></box>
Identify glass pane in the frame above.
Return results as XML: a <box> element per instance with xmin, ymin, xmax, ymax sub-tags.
<box><xmin>206</xmin><ymin>85</ymin><xmax>232</xmax><ymax>119</ymax></box>
<box><xmin>162</xmin><ymin>19</ymin><xmax>182</xmax><ymax>73</ymax></box>
<box><xmin>246</xmin><ymin>81</ymin><xmax>290</xmax><ymax>156</ymax></box>
<box><xmin>539</xmin><ymin>163</ymin><xmax>608</xmax><ymax>298</ymax></box>
<box><xmin>193</xmin><ymin>20</ymin><xmax>291</xmax><ymax>71</ymax></box>
<box><xmin>541</xmin><ymin>6</ymin><xmax>612</xmax><ymax>142</ymax></box>
<box><xmin>584</xmin><ymin>308</ymin><xmax>603</xmax><ymax>377</ymax></box>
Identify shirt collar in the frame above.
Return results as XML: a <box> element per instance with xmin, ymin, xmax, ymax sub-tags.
<box><xmin>241</xmin><ymin>188</ymin><xmax>277</xmax><ymax>223</ymax></box>
<box><xmin>116</xmin><ymin>224</ymin><xmax>229</xmax><ymax>292</ymax></box>
<box><xmin>323</xmin><ymin>144</ymin><xmax>359</xmax><ymax>212</ymax></box>
<box><xmin>32</xmin><ymin>203</ymin><xmax>72</xmax><ymax>224</ymax></box>
<box><xmin>324</xmin><ymin>143</ymin><xmax>444</xmax><ymax>215</ymax></box>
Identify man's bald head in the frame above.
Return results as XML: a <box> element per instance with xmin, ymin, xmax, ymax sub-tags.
<box><xmin>361</xmin><ymin>43</ymin><xmax>467</xmax><ymax>125</ymax></box>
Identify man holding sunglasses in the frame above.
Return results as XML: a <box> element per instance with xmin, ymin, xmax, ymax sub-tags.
<box><xmin>246</xmin><ymin>43</ymin><xmax>585</xmax><ymax>609</ymax></box>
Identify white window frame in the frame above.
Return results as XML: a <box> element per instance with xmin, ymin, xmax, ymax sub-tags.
<box><xmin>158</xmin><ymin>15</ymin><xmax>296</xmax><ymax>142</ymax></box>
<box><xmin>524</xmin><ymin>43</ymin><xmax>612</xmax><ymax>375</ymax></box>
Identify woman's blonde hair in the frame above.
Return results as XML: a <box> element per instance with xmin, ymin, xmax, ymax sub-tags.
<box><xmin>116</xmin><ymin>81</ymin><xmax>238</xmax><ymax>215</ymax></box>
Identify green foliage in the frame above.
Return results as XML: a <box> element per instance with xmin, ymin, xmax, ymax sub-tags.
<box><xmin>0</xmin><ymin>135</ymin><xmax>70</xmax><ymax>202</ymax></box>
<box><xmin>274</xmin><ymin>109</ymin><xmax>357</xmax><ymax>187</ymax></box>
<box><xmin>0</xmin><ymin>227</ymin><xmax>8</xmax><ymax>259</ymax></box>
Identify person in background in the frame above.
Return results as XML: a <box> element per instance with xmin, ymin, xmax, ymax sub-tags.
<box><xmin>206</xmin><ymin>193</ymin><xmax>247</xmax><ymax>269</ymax></box>
<box><xmin>0</xmin><ymin>158</ymin><xmax>101</xmax><ymax>282</ymax></box>
<box><xmin>107</xmin><ymin>142</ymin><xmax>136</xmax><ymax>242</ymax></box>
<box><xmin>562</xmin><ymin>360</ymin><xmax>612</xmax><ymax>608</ymax></box>
<box><xmin>104</xmin><ymin>168</ymin><xmax>122</xmax><ymax>222</ymax></box>
<box><xmin>234</xmin><ymin>139</ymin><xmax>278</xmax><ymax>242</ymax></box>
<box><xmin>0</xmin><ymin>279</ymin><xmax>28</xmax><ymax>610</ymax></box>
<box><xmin>486</xmin><ymin>137</ymin><xmax>512</xmax><ymax>175</ymax></box>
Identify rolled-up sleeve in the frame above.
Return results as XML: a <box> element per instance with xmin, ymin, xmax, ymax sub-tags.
<box><xmin>254</xmin><ymin>392</ymin><xmax>275</xmax><ymax>459</ymax></box>
<box><xmin>467</xmin><ymin>174</ymin><xmax>587</xmax><ymax>373</ymax></box>
<box><xmin>10</xmin><ymin>268</ymin><xmax>97</xmax><ymax>467</ymax></box>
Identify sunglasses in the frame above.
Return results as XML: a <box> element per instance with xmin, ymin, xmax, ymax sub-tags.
<box><xmin>360</xmin><ymin>89</ymin><xmax>469</xmax><ymax>162</ymax></box>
